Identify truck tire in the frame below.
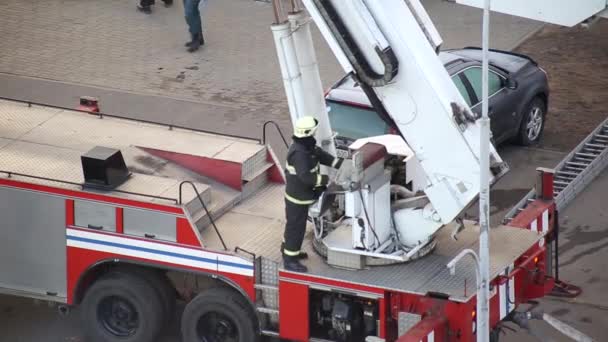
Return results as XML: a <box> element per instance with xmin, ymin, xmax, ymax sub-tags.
<box><xmin>517</xmin><ymin>97</ymin><xmax>546</xmax><ymax>146</ymax></box>
<box><xmin>108</xmin><ymin>268</ymin><xmax>176</xmax><ymax>328</ymax></box>
<box><xmin>81</xmin><ymin>272</ymin><xmax>164</xmax><ymax>342</ymax></box>
<box><xmin>181</xmin><ymin>287</ymin><xmax>258</xmax><ymax>342</ymax></box>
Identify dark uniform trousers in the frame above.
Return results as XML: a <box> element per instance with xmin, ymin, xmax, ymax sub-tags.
<box><xmin>283</xmin><ymin>199</ymin><xmax>310</xmax><ymax>256</ymax></box>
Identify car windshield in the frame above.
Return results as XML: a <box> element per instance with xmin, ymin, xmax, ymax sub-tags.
<box><xmin>326</xmin><ymin>101</ymin><xmax>388</xmax><ymax>140</ymax></box>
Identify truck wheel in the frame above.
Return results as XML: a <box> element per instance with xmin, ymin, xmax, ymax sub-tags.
<box><xmin>517</xmin><ymin>97</ymin><xmax>546</xmax><ymax>146</ymax></box>
<box><xmin>108</xmin><ymin>268</ymin><xmax>176</xmax><ymax>328</ymax></box>
<box><xmin>81</xmin><ymin>272</ymin><xmax>164</xmax><ymax>342</ymax></box>
<box><xmin>181</xmin><ymin>287</ymin><xmax>258</xmax><ymax>342</ymax></box>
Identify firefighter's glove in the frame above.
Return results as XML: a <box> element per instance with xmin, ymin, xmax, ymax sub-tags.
<box><xmin>332</xmin><ymin>157</ymin><xmax>344</xmax><ymax>169</ymax></box>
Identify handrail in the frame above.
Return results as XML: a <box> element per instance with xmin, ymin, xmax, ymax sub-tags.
<box><xmin>179</xmin><ymin>181</ymin><xmax>227</xmax><ymax>250</ymax></box>
<box><xmin>0</xmin><ymin>170</ymin><xmax>178</xmax><ymax>204</ymax></box>
<box><xmin>0</xmin><ymin>96</ymin><xmax>260</xmax><ymax>143</ymax></box>
<box><xmin>262</xmin><ymin>120</ymin><xmax>289</xmax><ymax>148</ymax></box>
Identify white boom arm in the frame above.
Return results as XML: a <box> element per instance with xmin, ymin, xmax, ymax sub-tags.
<box><xmin>454</xmin><ymin>0</ymin><xmax>608</xmax><ymax>27</ymax></box>
<box><xmin>301</xmin><ymin>0</ymin><xmax>506</xmax><ymax>230</ymax></box>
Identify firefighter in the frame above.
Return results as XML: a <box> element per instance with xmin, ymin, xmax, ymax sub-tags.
<box><xmin>282</xmin><ymin>116</ymin><xmax>342</xmax><ymax>272</ymax></box>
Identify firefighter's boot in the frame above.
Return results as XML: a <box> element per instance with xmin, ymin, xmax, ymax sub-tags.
<box><xmin>281</xmin><ymin>243</ymin><xmax>308</xmax><ymax>259</ymax></box>
<box><xmin>283</xmin><ymin>255</ymin><xmax>308</xmax><ymax>273</ymax></box>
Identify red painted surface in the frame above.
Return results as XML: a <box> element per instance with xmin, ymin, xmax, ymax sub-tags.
<box><xmin>66</xmin><ymin>246</ymin><xmax>255</xmax><ymax>304</ymax></box>
<box><xmin>116</xmin><ymin>208</ymin><xmax>124</xmax><ymax>234</ymax></box>
<box><xmin>140</xmin><ymin>147</ymin><xmax>243</xmax><ymax>190</ymax></box>
<box><xmin>396</xmin><ymin>316</ymin><xmax>447</xmax><ymax>342</ymax></box>
<box><xmin>379</xmin><ymin>297</ymin><xmax>386</xmax><ymax>338</ymax></box>
<box><xmin>65</xmin><ymin>199</ymin><xmax>74</xmax><ymax>226</ymax></box>
<box><xmin>279</xmin><ymin>280</ymin><xmax>309</xmax><ymax>341</ymax></box>
<box><xmin>0</xmin><ymin>177</ymin><xmax>183</xmax><ymax>214</ymax></box>
<box><xmin>176</xmin><ymin>217</ymin><xmax>201</xmax><ymax>247</ymax></box>
<box><xmin>509</xmin><ymin>200</ymin><xmax>554</xmax><ymax>232</ymax></box>
<box><xmin>267</xmin><ymin>149</ymin><xmax>285</xmax><ymax>184</ymax></box>
<box><xmin>280</xmin><ymin>270</ymin><xmax>385</xmax><ymax>295</ymax></box>
<box><xmin>541</xmin><ymin>171</ymin><xmax>554</xmax><ymax>200</ymax></box>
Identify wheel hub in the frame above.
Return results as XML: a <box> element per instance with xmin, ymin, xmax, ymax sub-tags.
<box><xmin>526</xmin><ymin>107</ymin><xmax>543</xmax><ymax>141</ymax></box>
<box><xmin>98</xmin><ymin>296</ymin><xmax>139</xmax><ymax>337</ymax></box>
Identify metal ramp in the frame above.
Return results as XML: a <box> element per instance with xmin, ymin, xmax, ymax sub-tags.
<box><xmin>505</xmin><ymin>117</ymin><xmax>608</xmax><ymax>222</ymax></box>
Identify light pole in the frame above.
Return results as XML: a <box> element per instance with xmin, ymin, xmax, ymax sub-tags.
<box><xmin>448</xmin><ymin>1</ymin><xmax>492</xmax><ymax>341</ymax></box>
<box><xmin>478</xmin><ymin>0</ymin><xmax>492</xmax><ymax>340</ymax></box>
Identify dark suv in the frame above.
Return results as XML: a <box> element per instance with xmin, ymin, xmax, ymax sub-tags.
<box><xmin>325</xmin><ymin>47</ymin><xmax>549</xmax><ymax>152</ymax></box>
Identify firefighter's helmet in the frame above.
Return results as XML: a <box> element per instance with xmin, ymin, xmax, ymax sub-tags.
<box><xmin>294</xmin><ymin>116</ymin><xmax>319</xmax><ymax>138</ymax></box>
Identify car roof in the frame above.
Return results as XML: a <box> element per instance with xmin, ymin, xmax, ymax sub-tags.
<box><xmin>326</xmin><ymin>48</ymin><xmax>533</xmax><ymax>107</ymax></box>
<box><xmin>326</xmin><ymin>51</ymin><xmax>470</xmax><ymax>107</ymax></box>
<box><xmin>447</xmin><ymin>48</ymin><xmax>533</xmax><ymax>74</ymax></box>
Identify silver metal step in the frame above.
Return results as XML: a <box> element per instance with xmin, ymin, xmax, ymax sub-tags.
<box><xmin>504</xmin><ymin>118</ymin><xmax>608</xmax><ymax>223</ymax></box>
<box><xmin>261</xmin><ymin>330</ymin><xmax>280</xmax><ymax>337</ymax></box>
<box><xmin>254</xmin><ymin>284</ymin><xmax>278</xmax><ymax>291</ymax></box>
<box><xmin>257</xmin><ymin>306</ymin><xmax>279</xmax><ymax>315</ymax></box>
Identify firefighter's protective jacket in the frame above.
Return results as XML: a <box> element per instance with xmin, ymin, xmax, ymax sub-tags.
<box><xmin>285</xmin><ymin>137</ymin><xmax>340</xmax><ymax>205</ymax></box>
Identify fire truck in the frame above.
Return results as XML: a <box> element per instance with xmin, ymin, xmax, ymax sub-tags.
<box><xmin>0</xmin><ymin>0</ymin><xmax>605</xmax><ymax>342</ymax></box>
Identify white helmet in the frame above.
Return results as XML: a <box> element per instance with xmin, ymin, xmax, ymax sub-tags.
<box><xmin>294</xmin><ymin>116</ymin><xmax>319</xmax><ymax>138</ymax></box>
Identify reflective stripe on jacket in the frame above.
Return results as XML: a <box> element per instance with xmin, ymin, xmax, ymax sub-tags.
<box><xmin>284</xmin><ymin>138</ymin><xmax>335</xmax><ymax>204</ymax></box>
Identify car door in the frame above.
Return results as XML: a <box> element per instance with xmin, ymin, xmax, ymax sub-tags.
<box><xmin>457</xmin><ymin>66</ymin><xmax>513</xmax><ymax>143</ymax></box>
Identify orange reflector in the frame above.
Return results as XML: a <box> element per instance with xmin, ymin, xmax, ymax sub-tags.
<box><xmin>472</xmin><ymin>310</ymin><xmax>476</xmax><ymax>318</ymax></box>
<box><xmin>534</xmin><ymin>256</ymin><xmax>539</xmax><ymax>264</ymax></box>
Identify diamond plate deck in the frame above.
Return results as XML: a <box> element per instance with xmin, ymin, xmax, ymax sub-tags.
<box><xmin>214</xmin><ymin>182</ymin><xmax>542</xmax><ymax>302</ymax></box>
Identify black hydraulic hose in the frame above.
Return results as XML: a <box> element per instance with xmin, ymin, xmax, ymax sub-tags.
<box><xmin>358</xmin><ymin>188</ymin><xmax>381</xmax><ymax>247</ymax></box>
<box><xmin>312</xmin><ymin>0</ymin><xmax>399</xmax><ymax>87</ymax></box>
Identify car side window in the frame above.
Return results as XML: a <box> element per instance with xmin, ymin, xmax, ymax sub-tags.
<box><xmin>460</xmin><ymin>67</ymin><xmax>503</xmax><ymax>106</ymax></box>
<box><xmin>451</xmin><ymin>74</ymin><xmax>473</xmax><ymax>106</ymax></box>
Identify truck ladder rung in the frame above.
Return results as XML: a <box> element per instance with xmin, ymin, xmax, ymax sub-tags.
<box><xmin>567</xmin><ymin>161</ymin><xmax>590</xmax><ymax>168</ymax></box>
<box><xmin>575</xmin><ymin>152</ymin><xmax>599</xmax><ymax>159</ymax></box>
<box><xmin>585</xmin><ymin>143</ymin><xmax>607</xmax><ymax>149</ymax></box>
<box><xmin>557</xmin><ymin>170</ymin><xmax>579</xmax><ymax>177</ymax></box>
<box><xmin>554</xmin><ymin>180</ymin><xmax>570</xmax><ymax>186</ymax></box>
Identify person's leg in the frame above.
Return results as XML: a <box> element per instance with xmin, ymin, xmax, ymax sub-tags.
<box><xmin>184</xmin><ymin>0</ymin><xmax>203</xmax><ymax>51</ymax></box>
<box><xmin>283</xmin><ymin>200</ymin><xmax>309</xmax><ymax>272</ymax></box>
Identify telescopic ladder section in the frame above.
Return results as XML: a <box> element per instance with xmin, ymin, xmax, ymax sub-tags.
<box><xmin>505</xmin><ymin>117</ymin><xmax>608</xmax><ymax>222</ymax></box>
<box><xmin>301</xmin><ymin>0</ymin><xmax>507</xmax><ymax>241</ymax></box>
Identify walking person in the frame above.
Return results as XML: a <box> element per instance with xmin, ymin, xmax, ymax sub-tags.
<box><xmin>183</xmin><ymin>0</ymin><xmax>208</xmax><ymax>52</ymax></box>
<box><xmin>137</xmin><ymin>0</ymin><xmax>173</xmax><ymax>14</ymax></box>
<box><xmin>282</xmin><ymin>116</ymin><xmax>343</xmax><ymax>272</ymax></box>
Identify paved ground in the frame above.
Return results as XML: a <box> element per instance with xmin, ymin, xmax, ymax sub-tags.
<box><xmin>0</xmin><ymin>0</ymin><xmax>542</xmax><ymax>139</ymax></box>
<box><xmin>515</xmin><ymin>20</ymin><xmax>608</xmax><ymax>152</ymax></box>
<box><xmin>0</xmin><ymin>0</ymin><xmax>606</xmax><ymax>341</ymax></box>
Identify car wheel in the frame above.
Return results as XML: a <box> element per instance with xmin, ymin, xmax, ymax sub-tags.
<box><xmin>517</xmin><ymin>97</ymin><xmax>546</xmax><ymax>146</ymax></box>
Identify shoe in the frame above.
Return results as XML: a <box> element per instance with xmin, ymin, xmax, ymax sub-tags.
<box><xmin>186</xmin><ymin>33</ymin><xmax>204</xmax><ymax>51</ymax></box>
<box><xmin>162</xmin><ymin>0</ymin><xmax>173</xmax><ymax>7</ymax></box>
<box><xmin>281</xmin><ymin>243</ymin><xmax>308</xmax><ymax>259</ymax></box>
<box><xmin>137</xmin><ymin>5</ymin><xmax>152</xmax><ymax>14</ymax></box>
<box><xmin>283</xmin><ymin>256</ymin><xmax>308</xmax><ymax>273</ymax></box>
